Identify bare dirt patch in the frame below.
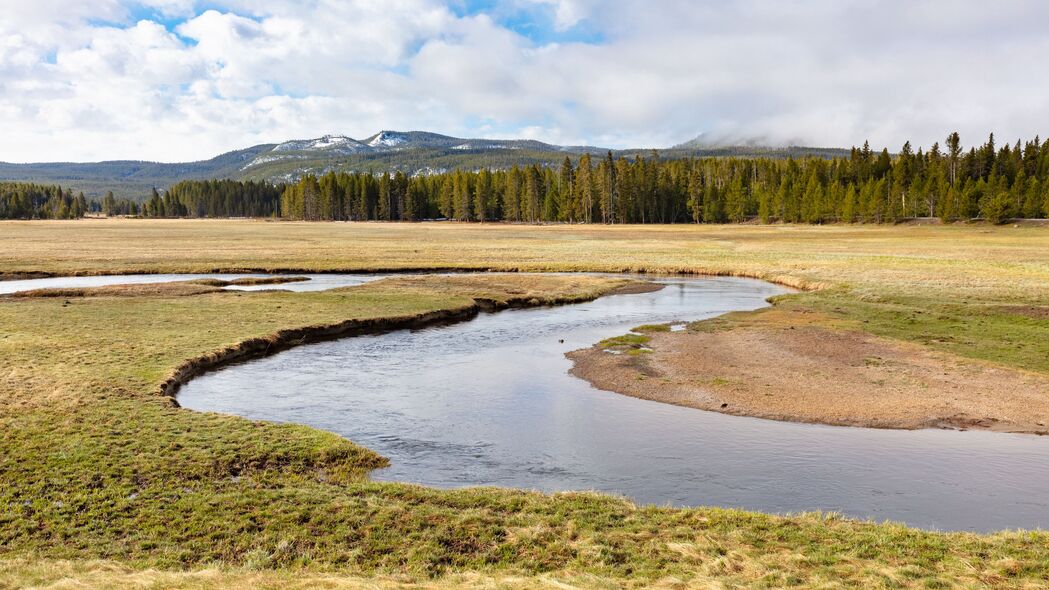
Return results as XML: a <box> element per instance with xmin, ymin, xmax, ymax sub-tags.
<box><xmin>569</xmin><ymin>318</ymin><xmax>1049</xmax><ymax>434</ymax></box>
<box><xmin>997</xmin><ymin>305</ymin><xmax>1049</xmax><ymax>320</ymax></box>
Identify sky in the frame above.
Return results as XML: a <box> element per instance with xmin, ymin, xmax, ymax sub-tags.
<box><xmin>2</xmin><ymin>0</ymin><xmax>1047</xmax><ymax>162</ymax></box>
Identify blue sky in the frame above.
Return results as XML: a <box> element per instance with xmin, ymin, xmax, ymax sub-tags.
<box><xmin>452</xmin><ymin>0</ymin><xmax>605</xmax><ymax>44</ymax></box>
<box><xmin>1</xmin><ymin>0</ymin><xmax>1047</xmax><ymax>161</ymax></box>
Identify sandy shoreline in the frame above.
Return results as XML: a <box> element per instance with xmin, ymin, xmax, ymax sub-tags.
<box><xmin>569</xmin><ymin>316</ymin><xmax>1049</xmax><ymax>435</ymax></box>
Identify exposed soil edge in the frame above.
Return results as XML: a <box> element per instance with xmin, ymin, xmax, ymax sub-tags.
<box><xmin>160</xmin><ymin>288</ymin><xmax>639</xmax><ymax>405</ymax></box>
<box><xmin>604</xmin><ymin>281</ymin><xmax>665</xmax><ymax>295</ymax></box>
<box><xmin>567</xmin><ymin>322</ymin><xmax>1049</xmax><ymax>436</ymax></box>
<box><xmin>0</xmin><ymin>272</ymin><xmax>53</xmax><ymax>281</ymax></box>
<box><xmin>190</xmin><ymin>276</ymin><xmax>312</xmax><ymax>287</ymax></box>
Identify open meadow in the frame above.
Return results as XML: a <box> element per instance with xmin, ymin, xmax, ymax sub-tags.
<box><xmin>2</xmin><ymin>219</ymin><xmax>1049</xmax><ymax>588</ymax></box>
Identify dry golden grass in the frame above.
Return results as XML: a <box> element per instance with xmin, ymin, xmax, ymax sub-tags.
<box><xmin>3</xmin><ymin>219</ymin><xmax>1046</xmax><ymax>371</ymax></box>
<box><xmin>5</xmin><ymin>282</ymin><xmax>224</xmax><ymax>298</ymax></box>
<box><xmin>2</xmin><ymin>219</ymin><xmax>1047</xmax><ymax>300</ymax></box>
<box><xmin>0</xmin><ymin>558</ymin><xmax>644</xmax><ymax>590</ymax></box>
<box><xmin>0</xmin><ymin>557</ymin><xmax>743</xmax><ymax>590</ymax></box>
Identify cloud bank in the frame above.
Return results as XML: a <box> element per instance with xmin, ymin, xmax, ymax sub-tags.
<box><xmin>1</xmin><ymin>0</ymin><xmax>1047</xmax><ymax>161</ymax></box>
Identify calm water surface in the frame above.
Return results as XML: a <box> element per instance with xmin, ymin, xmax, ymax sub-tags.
<box><xmin>170</xmin><ymin>275</ymin><xmax>1049</xmax><ymax>532</ymax></box>
<box><xmin>0</xmin><ymin>273</ymin><xmax>384</xmax><ymax>294</ymax></box>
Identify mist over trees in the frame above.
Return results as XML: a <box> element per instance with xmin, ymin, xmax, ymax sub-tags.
<box><xmin>3</xmin><ymin>133</ymin><xmax>1048</xmax><ymax>223</ymax></box>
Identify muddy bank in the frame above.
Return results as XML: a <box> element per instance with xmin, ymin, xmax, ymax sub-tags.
<box><xmin>0</xmin><ymin>271</ymin><xmax>52</xmax><ymax>282</ymax></box>
<box><xmin>604</xmin><ymin>281</ymin><xmax>665</xmax><ymax>295</ymax></box>
<box><xmin>188</xmin><ymin>276</ymin><xmax>311</xmax><ymax>287</ymax></box>
<box><xmin>569</xmin><ymin>321</ymin><xmax>1049</xmax><ymax>435</ymax></box>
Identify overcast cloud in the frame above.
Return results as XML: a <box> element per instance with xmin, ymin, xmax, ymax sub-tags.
<box><xmin>1</xmin><ymin>0</ymin><xmax>1047</xmax><ymax>162</ymax></box>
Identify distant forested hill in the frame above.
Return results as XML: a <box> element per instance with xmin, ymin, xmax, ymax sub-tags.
<box><xmin>0</xmin><ymin>130</ymin><xmax>847</xmax><ymax>200</ymax></box>
<box><xmin>0</xmin><ymin>145</ymin><xmax>273</xmax><ymax>200</ymax></box>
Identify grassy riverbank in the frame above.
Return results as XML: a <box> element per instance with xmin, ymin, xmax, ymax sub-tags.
<box><xmin>2</xmin><ymin>220</ymin><xmax>1049</xmax><ymax>588</ymax></box>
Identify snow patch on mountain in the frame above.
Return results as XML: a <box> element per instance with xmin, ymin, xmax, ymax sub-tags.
<box><xmin>241</xmin><ymin>153</ymin><xmax>307</xmax><ymax>170</ymax></box>
<box><xmin>238</xmin><ymin>130</ymin><xmax>611</xmax><ymax>174</ymax></box>
<box><xmin>273</xmin><ymin>134</ymin><xmax>369</xmax><ymax>154</ymax></box>
<box><xmin>367</xmin><ymin>131</ymin><xmax>408</xmax><ymax>148</ymax></box>
<box><xmin>452</xmin><ymin>143</ymin><xmax>517</xmax><ymax>150</ymax></box>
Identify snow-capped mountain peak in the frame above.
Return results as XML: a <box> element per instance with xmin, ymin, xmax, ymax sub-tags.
<box><xmin>309</xmin><ymin>134</ymin><xmax>353</xmax><ymax>149</ymax></box>
<box><xmin>366</xmin><ymin>131</ymin><xmax>408</xmax><ymax>148</ymax></box>
<box><xmin>272</xmin><ymin>134</ymin><xmax>368</xmax><ymax>154</ymax></box>
<box><xmin>240</xmin><ymin>130</ymin><xmax>609</xmax><ymax>173</ymax></box>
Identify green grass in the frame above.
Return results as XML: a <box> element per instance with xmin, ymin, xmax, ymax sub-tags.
<box><xmin>1</xmin><ymin>221</ymin><xmax>1049</xmax><ymax>587</ymax></box>
<box><xmin>632</xmin><ymin>323</ymin><xmax>672</xmax><ymax>332</ymax></box>
<box><xmin>598</xmin><ymin>333</ymin><xmax>653</xmax><ymax>356</ymax></box>
<box><xmin>781</xmin><ymin>289</ymin><xmax>1049</xmax><ymax>374</ymax></box>
<box><xmin>599</xmin><ymin>333</ymin><xmax>652</xmax><ymax>348</ymax></box>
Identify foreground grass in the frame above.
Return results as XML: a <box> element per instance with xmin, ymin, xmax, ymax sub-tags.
<box><xmin>1</xmin><ymin>221</ymin><xmax>1049</xmax><ymax>587</ymax></box>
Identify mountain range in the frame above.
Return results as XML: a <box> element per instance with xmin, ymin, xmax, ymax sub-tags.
<box><xmin>0</xmin><ymin>131</ymin><xmax>848</xmax><ymax>199</ymax></box>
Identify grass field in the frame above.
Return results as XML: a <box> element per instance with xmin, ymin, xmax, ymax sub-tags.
<box><xmin>3</xmin><ymin>219</ymin><xmax>1048</xmax><ymax>370</ymax></box>
<box><xmin>2</xmin><ymin>219</ymin><xmax>1049</xmax><ymax>588</ymax></box>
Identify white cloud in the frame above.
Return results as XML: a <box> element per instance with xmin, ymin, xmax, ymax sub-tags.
<box><xmin>0</xmin><ymin>0</ymin><xmax>1047</xmax><ymax>162</ymax></box>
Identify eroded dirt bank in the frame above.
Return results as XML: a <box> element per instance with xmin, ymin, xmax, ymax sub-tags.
<box><xmin>569</xmin><ymin>314</ymin><xmax>1049</xmax><ymax>435</ymax></box>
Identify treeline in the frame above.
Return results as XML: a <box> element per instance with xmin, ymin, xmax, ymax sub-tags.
<box><xmin>0</xmin><ymin>183</ymin><xmax>90</xmax><ymax>219</ymax></box>
<box><xmin>100</xmin><ymin>192</ymin><xmax>141</xmax><ymax>216</ymax></box>
<box><xmin>142</xmin><ymin>180</ymin><xmax>282</xmax><ymax>217</ymax></box>
<box><xmin>3</xmin><ymin>133</ymin><xmax>1048</xmax><ymax>223</ymax></box>
<box><xmin>274</xmin><ymin>133</ymin><xmax>1049</xmax><ymax>224</ymax></box>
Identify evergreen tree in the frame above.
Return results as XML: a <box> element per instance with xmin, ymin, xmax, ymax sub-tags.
<box><xmin>503</xmin><ymin>166</ymin><xmax>522</xmax><ymax>222</ymax></box>
<box><xmin>946</xmin><ymin>132</ymin><xmax>962</xmax><ymax>186</ymax></box>
<box><xmin>437</xmin><ymin>176</ymin><xmax>454</xmax><ymax>219</ymax></box>
<box><xmin>981</xmin><ymin>190</ymin><xmax>1013</xmax><ymax>224</ymax></box>
<box><xmin>598</xmin><ymin>151</ymin><xmax>618</xmax><ymax>223</ymax></box>
<box><xmin>841</xmin><ymin>184</ymin><xmax>857</xmax><ymax>222</ymax></box>
<box><xmin>725</xmin><ymin>173</ymin><xmax>747</xmax><ymax>223</ymax></box>
<box><xmin>102</xmin><ymin>191</ymin><xmax>116</xmax><ymax>216</ymax></box>
<box><xmin>518</xmin><ymin>166</ymin><xmax>535</xmax><ymax>223</ymax></box>
<box><xmin>302</xmin><ymin>175</ymin><xmax>322</xmax><ymax>221</ymax></box>
<box><xmin>575</xmin><ymin>153</ymin><xmax>594</xmax><ymax>223</ymax></box>
<box><xmin>453</xmin><ymin>171</ymin><xmax>472</xmax><ymax>221</ymax></box>
<box><xmin>474</xmin><ymin>168</ymin><xmax>494</xmax><ymax>222</ymax></box>
<box><xmin>542</xmin><ymin>169</ymin><xmax>560</xmax><ymax>222</ymax></box>
<box><xmin>1022</xmin><ymin>178</ymin><xmax>1042</xmax><ymax>218</ymax></box>
<box><xmin>377</xmin><ymin>172</ymin><xmax>391</xmax><ymax>221</ymax></box>
<box><xmin>558</xmin><ymin>157</ymin><xmax>574</xmax><ymax>221</ymax></box>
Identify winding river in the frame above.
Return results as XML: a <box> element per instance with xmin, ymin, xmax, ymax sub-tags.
<box><xmin>9</xmin><ymin>273</ymin><xmax>1049</xmax><ymax>531</ymax></box>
